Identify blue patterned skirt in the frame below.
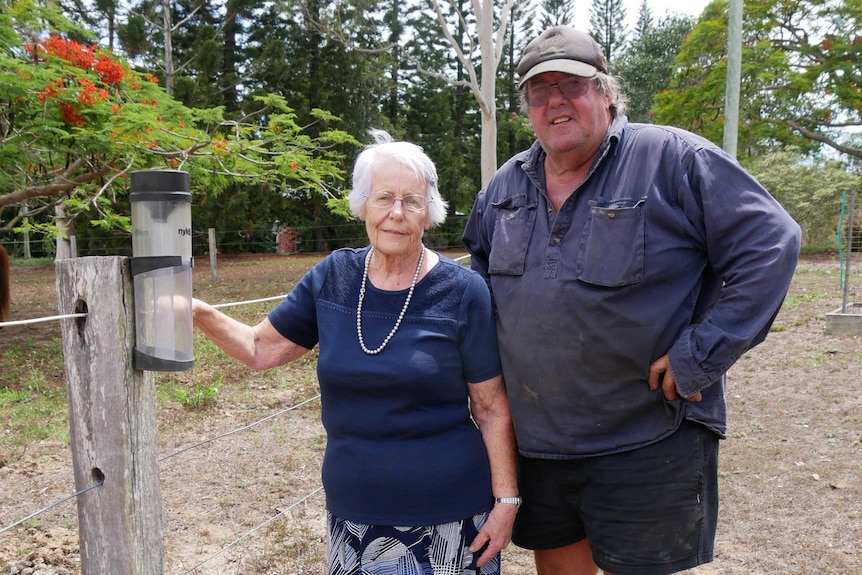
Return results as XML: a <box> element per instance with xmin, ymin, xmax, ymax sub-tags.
<box><xmin>327</xmin><ymin>511</ymin><xmax>500</xmax><ymax>575</ymax></box>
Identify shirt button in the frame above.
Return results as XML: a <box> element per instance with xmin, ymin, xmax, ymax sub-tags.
<box><xmin>553</xmin><ymin>236</ymin><xmax>561</xmax><ymax>244</ymax></box>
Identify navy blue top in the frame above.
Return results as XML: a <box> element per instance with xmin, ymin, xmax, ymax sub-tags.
<box><xmin>463</xmin><ymin>117</ymin><xmax>801</xmax><ymax>458</ymax></box>
<box><xmin>267</xmin><ymin>247</ymin><xmax>503</xmax><ymax>525</ymax></box>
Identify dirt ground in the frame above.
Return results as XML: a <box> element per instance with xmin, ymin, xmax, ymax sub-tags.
<box><xmin>0</xmin><ymin>252</ymin><xmax>860</xmax><ymax>574</ymax></box>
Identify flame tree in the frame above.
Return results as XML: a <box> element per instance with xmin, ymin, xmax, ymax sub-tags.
<box><xmin>0</xmin><ymin>0</ymin><xmax>357</xmax><ymax>240</ymax></box>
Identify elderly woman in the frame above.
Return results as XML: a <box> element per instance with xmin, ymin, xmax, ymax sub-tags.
<box><xmin>192</xmin><ymin>130</ymin><xmax>518</xmax><ymax>574</ymax></box>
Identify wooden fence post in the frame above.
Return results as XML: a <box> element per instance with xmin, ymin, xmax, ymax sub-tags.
<box><xmin>208</xmin><ymin>227</ymin><xmax>218</xmax><ymax>282</ymax></box>
<box><xmin>56</xmin><ymin>256</ymin><xmax>164</xmax><ymax>575</ymax></box>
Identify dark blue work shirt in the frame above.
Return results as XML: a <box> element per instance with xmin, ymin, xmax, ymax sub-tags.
<box><xmin>463</xmin><ymin>117</ymin><xmax>801</xmax><ymax>458</ymax></box>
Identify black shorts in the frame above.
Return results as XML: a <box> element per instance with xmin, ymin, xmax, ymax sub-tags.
<box><xmin>513</xmin><ymin>420</ymin><xmax>719</xmax><ymax>575</ymax></box>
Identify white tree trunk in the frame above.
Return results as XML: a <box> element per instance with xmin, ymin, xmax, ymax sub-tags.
<box><xmin>162</xmin><ymin>0</ymin><xmax>174</xmax><ymax>96</ymax></box>
<box><xmin>431</xmin><ymin>0</ymin><xmax>516</xmax><ymax>187</ymax></box>
<box><xmin>477</xmin><ymin>0</ymin><xmax>499</xmax><ymax>186</ymax></box>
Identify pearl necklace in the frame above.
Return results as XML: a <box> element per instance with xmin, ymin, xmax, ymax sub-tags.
<box><xmin>357</xmin><ymin>246</ymin><xmax>425</xmax><ymax>355</ymax></box>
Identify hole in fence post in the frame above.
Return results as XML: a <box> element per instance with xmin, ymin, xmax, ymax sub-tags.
<box><xmin>91</xmin><ymin>467</ymin><xmax>105</xmax><ymax>484</ymax></box>
<box><xmin>75</xmin><ymin>300</ymin><xmax>88</xmax><ymax>338</ymax></box>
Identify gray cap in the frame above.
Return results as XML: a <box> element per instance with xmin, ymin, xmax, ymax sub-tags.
<box><xmin>517</xmin><ymin>26</ymin><xmax>608</xmax><ymax>88</ymax></box>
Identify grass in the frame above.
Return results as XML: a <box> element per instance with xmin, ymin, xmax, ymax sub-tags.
<box><xmin>0</xmin><ymin>337</ymin><xmax>69</xmax><ymax>449</ymax></box>
<box><xmin>794</xmin><ymin>267</ymin><xmax>837</xmax><ymax>276</ymax></box>
<box><xmin>783</xmin><ymin>291</ymin><xmax>831</xmax><ymax>308</ymax></box>
<box><xmin>159</xmin><ymin>376</ymin><xmax>223</xmax><ymax>409</ymax></box>
<box><xmin>9</xmin><ymin>256</ymin><xmax>54</xmax><ymax>267</ymax></box>
<box><xmin>264</xmin><ymin>522</ymin><xmax>327</xmax><ymax>570</ymax></box>
<box><xmin>0</xmin><ymin>371</ymin><xmax>69</xmax><ymax>448</ymax></box>
<box><xmin>0</xmin><ymin>339</ymin><xmax>64</xmax><ymax>384</ymax></box>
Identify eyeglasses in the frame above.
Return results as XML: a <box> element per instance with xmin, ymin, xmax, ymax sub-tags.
<box><xmin>364</xmin><ymin>191</ymin><xmax>429</xmax><ymax>212</ymax></box>
<box><xmin>526</xmin><ymin>76</ymin><xmax>595</xmax><ymax>107</ymax></box>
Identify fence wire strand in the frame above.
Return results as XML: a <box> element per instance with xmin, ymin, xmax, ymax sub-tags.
<box><xmin>0</xmin><ymin>312</ymin><xmax>87</xmax><ymax>328</ymax></box>
<box><xmin>0</xmin><ymin>252</ymin><xmax>470</xmax><ymax>328</ymax></box>
<box><xmin>211</xmin><ymin>295</ymin><xmax>286</xmax><ymax>309</ymax></box>
<box><xmin>159</xmin><ymin>394</ymin><xmax>321</xmax><ymax>463</ymax></box>
<box><xmin>0</xmin><ymin>478</ymin><xmax>104</xmax><ymax>536</ymax></box>
<box><xmin>176</xmin><ymin>485</ymin><xmax>324</xmax><ymax>575</ymax></box>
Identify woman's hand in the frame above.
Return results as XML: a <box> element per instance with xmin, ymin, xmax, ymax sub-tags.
<box><xmin>469</xmin><ymin>501</ymin><xmax>518</xmax><ymax>566</ymax></box>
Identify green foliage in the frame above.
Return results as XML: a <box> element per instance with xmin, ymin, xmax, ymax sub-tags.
<box><xmin>614</xmin><ymin>15</ymin><xmax>695</xmax><ymax>123</ymax></box>
<box><xmin>654</xmin><ymin>0</ymin><xmax>862</xmax><ymax>162</ymax></box>
<box><xmin>653</xmin><ymin>1</ymin><xmax>733</xmax><ymax>143</ymax></box>
<box><xmin>744</xmin><ymin>149</ymin><xmax>861</xmax><ymax>248</ymax></box>
<box><xmin>6</xmin><ymin>0</ymin><xmax>855</xmax><ymax>256</ymax></box>
<box><xmin>540</xmin><ymin>0</ymin><xmax>574</xmax><ymax>28</ymax></box>
<box><xmin>0</xmin><ymin>0</ymin><xmax>358</xmax><ymax>244</ymax></box>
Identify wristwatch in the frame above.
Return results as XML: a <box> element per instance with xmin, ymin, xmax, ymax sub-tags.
<box><xmin>495</xmin><ymin>496</ymin><xmax>522</xmax><ymax>507</ymax></box>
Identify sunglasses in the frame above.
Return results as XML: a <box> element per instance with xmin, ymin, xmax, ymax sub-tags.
<box><xmin>526</xmin><ymin>76</ymin><xmax>595</xmax><ymax>107</ymax></box>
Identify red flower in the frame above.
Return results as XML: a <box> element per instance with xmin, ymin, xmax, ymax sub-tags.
<box><xmin>94</xmin><ymin>55</ymin><xmax>125</xmax><ymax>85</ymax></box>
<box><xmin>58</xmin><ymin>102</ymin><xmax>85</xmax><ymax>127</ymax></box>
<box><xmin>43</xmin><ymin>35</ymin><xmax>95</xmax><ymax>69</ymax></box>
<box><xmin>212</xmin><ymin>139</ymin><xmax>229</xmax><ymax>153</ymax></box>
<box><xmin>77</xmin><ymin>79</ymin><xmax>98</xmax><ymax>104</ymax></box>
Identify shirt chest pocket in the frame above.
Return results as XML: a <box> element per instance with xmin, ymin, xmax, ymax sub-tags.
<box><xmin>577</xmin><ymin>198</ymin><xmax>646</xmax><ymax>287</ymax></box>
<box><xmin>488</xmin><ymin>194</ymin><xmax>537</xmax><ymax>276</ymax></box>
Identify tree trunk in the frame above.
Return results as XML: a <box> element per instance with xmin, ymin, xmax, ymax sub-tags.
<box><xmin>477</xmin><ymin>0</ymin><xmax>498</xmax><ymax>186</ymax></box>
<box><xmin>161</xmin><ymin>0</ymin><xmax>174</xmax><ymax>96</ymax></box>
<box><xmin>223</xmin><ymin>2</ymin><xmax>239</xmax><ymax>113</ymax></box>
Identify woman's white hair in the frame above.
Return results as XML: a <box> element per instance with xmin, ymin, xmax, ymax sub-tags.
<box><xmin>348</xmin><ymin>129</ymin><xmax>448</xmax><ymax>227</ymax></box>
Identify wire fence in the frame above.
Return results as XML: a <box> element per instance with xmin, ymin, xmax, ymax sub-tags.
<box><xmin>837</xmin><ymin>189</ymin><xmax>861</xmax><ymax>314</ymax></box>
<box><xmin>0</xmin><ymin>217</ymin><xmax>471</xmax><ymax>259</ymax></box>
<box><xmin>0</xmin><ymin>251</ymin><xmax>474</xmax><ymax>573</ymax></box>
<box><xmin>0</xmin><ymin>289</ymin><xmax>326</xmax><ymax>573</ymax></box>
<box><xmin>0</xmin><ymin>479</ymin><xmax>105</xmax><ymax>537</ymax></box>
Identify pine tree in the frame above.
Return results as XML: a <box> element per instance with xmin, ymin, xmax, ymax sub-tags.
<box><xmin>615</xmin><ymin>14</ymin><xmax>694</xmax><ymax>123</ymax></box>
<box><xmin>540</xmin><ymin>0</ymin><xmax>574</xmax><ymax>28</ymax></box>
<box><xmin>633</xmin><ymin>0</ymin><xmax>653</xmax><ymax>39</ymax></box>
<box><xmin>589</xmin><ymin>0</ymin><xmax>627</xmax><ymax>66</ymax></box>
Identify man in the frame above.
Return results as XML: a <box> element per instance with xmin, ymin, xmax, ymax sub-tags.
<box><xmin>462</xmin><ymin>25</ymin><xmax>801</xmax><ymax>575</ymax></box>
